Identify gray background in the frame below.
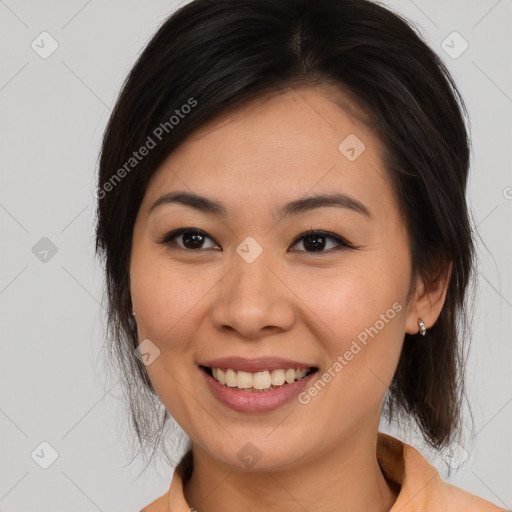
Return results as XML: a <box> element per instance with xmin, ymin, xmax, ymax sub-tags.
<box><xmin>0</xmin><ymin>0</ymin><xmax>511</xmax><ymax>510</ymax></box>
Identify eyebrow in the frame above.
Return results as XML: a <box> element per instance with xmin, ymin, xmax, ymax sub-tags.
<box><xmin>148</xmin><ymin>191</ymin><xmax>371</xmax><ymax>219</ymax></box>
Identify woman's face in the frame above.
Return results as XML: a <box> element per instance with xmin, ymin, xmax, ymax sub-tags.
<box><xmin>130</xmin><ymin>85</ymin><xmax>423</xmax><ymax>470</ymax></box>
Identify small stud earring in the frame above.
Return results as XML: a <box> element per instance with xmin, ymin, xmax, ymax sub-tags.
<box><xmin>132</xmin><ymin>310</ymin><xmax>136</xmax><ymax>317</ymax></box>
<box><xmin>418</xmin><ymin>318</ymin><xmax>427</xmax><ymax>336</ymax></box>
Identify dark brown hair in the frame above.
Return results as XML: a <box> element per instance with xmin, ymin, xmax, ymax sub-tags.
<box><xmin>95</xmin><ymin>0</ymin><xmax>476</xmax><ymax>463</ymax></box>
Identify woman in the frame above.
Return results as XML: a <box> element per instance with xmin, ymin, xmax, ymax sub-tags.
<box><xmin>95</xmin><ymin>0</ymin><xmax>505</xmax><ymax>510</ymax></box>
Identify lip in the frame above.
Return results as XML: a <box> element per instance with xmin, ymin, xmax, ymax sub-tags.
<box><xmin>200</xmin><ymin>364</ymin><xmax>318</xmax><ymax>413</ymax></box>
<box><xmin>199</xmin><ymin>356</ymin><xmax>316</xmax><ymax>373</ymax></box>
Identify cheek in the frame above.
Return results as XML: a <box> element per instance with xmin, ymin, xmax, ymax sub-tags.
<box><xmin>129</xmin><ymin>248</ymin><xmax>215</xmax><ymax>434</ymax></box>
<box><xmin>293</xmin><ymin>257</ymin><xmax>407</xmax><ymax>392</ymax></box>
<box><xmin>129</xmin><ymin>243</ymin><xmax>212</xmax><ymax>356</ymax></box>
<box><xmin>296</xmin><ymin>262</ymin><xmax>404</xmax><ymax>341</ymax></box>
<box><xmin>293</xmin><ymin>273</ymin><xmax>405</xmax><ymax>435</ymax></box>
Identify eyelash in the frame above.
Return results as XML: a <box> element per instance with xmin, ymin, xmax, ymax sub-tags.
<box><xmin>157</xmin><ymin>227</ymin><xmax>358</xmax><ymax>253</ymax></box>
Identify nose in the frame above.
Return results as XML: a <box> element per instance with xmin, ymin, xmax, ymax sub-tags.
<box><xmin>210</xmin><ymin>252</ymin><xmax>295</xmax><ymax>340</ymax></box>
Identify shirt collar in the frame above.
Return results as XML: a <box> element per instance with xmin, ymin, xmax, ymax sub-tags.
<box><xmin>159</xmin><ymin>432</ymin><xmax>444</xmax><ymax>512</ymax></box>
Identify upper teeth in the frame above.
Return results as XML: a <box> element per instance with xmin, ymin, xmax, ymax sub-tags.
<box><xmin>211</xmin><ymin>368</ymin><xmax>310</xmax><ymax>390</ymax></box>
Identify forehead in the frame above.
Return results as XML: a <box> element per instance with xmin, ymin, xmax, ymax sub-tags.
<box><xmin>142</xmin><ymin>85</ymin><xmax>395</xmax><ymax>221</ymax></box>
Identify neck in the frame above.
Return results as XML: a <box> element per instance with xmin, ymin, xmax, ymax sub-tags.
<box><xmin>183</xmin><ymin>429</ymin><xmax>398</xmax><ymax>512</ymax></box>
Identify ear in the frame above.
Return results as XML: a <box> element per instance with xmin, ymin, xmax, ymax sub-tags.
<box><xmin>405</xmin><ymin>261</ymin><xmax>452</xmax><ymax>335</ymax></box>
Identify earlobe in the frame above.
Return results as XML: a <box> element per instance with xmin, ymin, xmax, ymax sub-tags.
<box><xmin>405</xmin><ymin>262</ymin><xmax>452</xmax><ymax>335</ymax></box>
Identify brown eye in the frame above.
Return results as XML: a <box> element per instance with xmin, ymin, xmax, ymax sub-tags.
<box><xmin>289</xmin><ymin>230</ymin><xmax>354</xmax><ymax>253</ymax></box>
<box><xmin>181</xmin><ymin>232</ymin><xmax>208</xmax><ymax>249</ymax></box>
<box><xmin>157</xmin><ymin>228</ymin><xmax>355</xmax><ymax>253</ymax></box>
<box><xmin>158</xmin><ymin>228</ymin><xmax>220</xmax><ymax>251</ymax></box>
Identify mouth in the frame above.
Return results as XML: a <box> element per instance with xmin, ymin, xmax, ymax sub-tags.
<box><xmin>198</xmin><ymin>356</ymin><xmax>320</xmax><ymax>413</ymax></box>
<box><xmin>200</xmin><ymin>365</ymin><xmax>318</xmax><ymax>392</ymax></box>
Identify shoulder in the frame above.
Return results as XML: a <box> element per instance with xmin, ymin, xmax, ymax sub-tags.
<box><xmin>400</xmin><ymin>440</ymin><xmax>505</xmax><ymax>511</ymax></box>
<box><xmin>379</xmin><ymin>433</ymin><xmax>506</xmax><ymax>512</ymax></box>
<box><xmin>139</xmin><ymin>491</ymin><xmax>170</xmax><ymax>512</ymax></box>
<box><xmin>138</xmin><ymin>457</ymin><xmax>190</xmax><ymax>512</ymax></box>
<box><xmin>430</xmin><ymin>478</ymin><xmax>506</xmax><ymax>511</ymax></box>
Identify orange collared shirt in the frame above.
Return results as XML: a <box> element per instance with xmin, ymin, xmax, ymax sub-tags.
<box><xmin>141</xmin><ymin>433</ymin><xmax>505</xmax><ymax>511</ymax></box>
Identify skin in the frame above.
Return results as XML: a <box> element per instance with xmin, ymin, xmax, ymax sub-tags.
<box><xmin>130</xmin><ymin>84</ymin><xmax>450</xmax><ymax>512</ymax></box>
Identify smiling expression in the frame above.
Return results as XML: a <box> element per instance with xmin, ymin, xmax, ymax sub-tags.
<box><xmin>129</xmin><ymin>84</ymin><xmax>422</xmax><ymax>470</ymax></box>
